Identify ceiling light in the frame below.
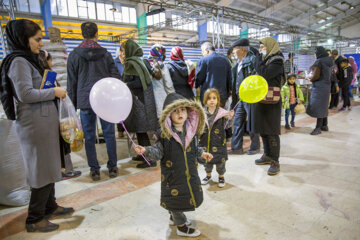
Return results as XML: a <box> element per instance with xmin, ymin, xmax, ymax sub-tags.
<box><xmin>327</xmin><ymin>39</ymin><xmax>333</xmax><ymax>45</ymax></box>
<box><xmin>269</xmin><ymin>23</ymin><xmax>274</xmax><ymax>26</ymax></box>
<box><xmin>109</xmin><ymin>8</ymin><xmax>116</xmax><ymax>12</ymax></box>
<box><xmin>350</xmin><ymin>6</ymin><xmax>354</xmax><ymax>9</ymax></box>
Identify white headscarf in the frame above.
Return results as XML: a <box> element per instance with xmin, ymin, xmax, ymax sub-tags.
<box><xmin>115</xmin><ymin>46</ymin><xmax>120</xmax><ymax>58</ymax></box>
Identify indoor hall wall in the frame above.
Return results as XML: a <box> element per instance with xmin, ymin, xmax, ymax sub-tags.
<box><xmin>3</xmin><ymin>39</ymin><xmax>351</xmax><ymax>71</ymax></box>
<box><xmin>0</xmin><ymin>41</ymin><xmax>204</xmax><ymax>63</ymax></box>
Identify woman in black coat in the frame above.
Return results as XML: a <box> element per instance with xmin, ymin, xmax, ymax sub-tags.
<box><xmin>252</xmin><ymin>37</ymin><xmax>284</xmax><ymax>176</ymax></box>
<box><xmin>306</xmin><ymin>46</ymin><xmax>333</xmax><ymax>135</ymax></box>
<box><xmin>120</xmin><ymin>39</ymin><xmax>158</xmax><ymax>168</ymax></box>
<box><xmin>166</xmin><ymin>46</ymin><xmax>194</xmax><ymax>99</ymax></box>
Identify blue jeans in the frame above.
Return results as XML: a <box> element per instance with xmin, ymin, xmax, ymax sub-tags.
<box><xmin>285</xmin><ymin>104</ymin><xmax>296</xmax><ymax>126</ymax></box>
<box><xmin>231</xmin><ymin>101</ymin><xmax>260</xmax><ymax>151</ymax></box>
<box><xmin>349</xmin><ymin>85</ymin><xmax>354</xmax><ymax>99</ymax></box>
<box><xmin>80</xmin><ymin>109</ymin><xmax>117</xmax><ymax>171</ymax></box>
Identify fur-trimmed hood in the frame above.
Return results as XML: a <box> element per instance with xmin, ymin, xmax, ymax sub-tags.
<box><xmin>264</xmin><ymin>52</ymin><xmax>285</xmax><ymax>66</ymax></box>
<box><xmin>159</xmin><ymin>93</ymin><xmax>205</xmax><ymax>148</ymax></box>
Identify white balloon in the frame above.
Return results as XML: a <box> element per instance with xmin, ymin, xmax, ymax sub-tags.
<box><xmin>89</xmin><ymin>78</ymin><xmax>133</xmax><ymax>123</ymax></box>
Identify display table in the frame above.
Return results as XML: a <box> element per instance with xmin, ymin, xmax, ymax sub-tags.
<box><xmin>297</xmin><ymin>79</ymin><xmax>312</xmax><ymax>106</ymax></box>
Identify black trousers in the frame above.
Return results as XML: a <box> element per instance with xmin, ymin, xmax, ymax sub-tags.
<box><xmin>316</xmin><ymin>117</ymin><xmax>328</xmax><ymax>128</ymax></box>
<box><xmin>117</xmin><ymin>124</ymin><xmax>124</xmax><ymax>132</ymax></box>
<box><xmin>26</xmin><ymin>183</ymin><xmax>58</xmax><ymax>224</ymax></box>
<box><xmin>136</xmin><ymin>132</ymin><xmax>151</xmax><ymax>147</ymax></box>
<box><xmin>341</xmin><ymin>86</ymin><xmax>351</xmax><ymax>108</ymax></box>
<box><xmin>329</xmin><ymin>93</ymin><xmax>339</xmax><ymax>108</ymax></box>
<box><xmin>261</xmin><ymin>135</ymin><xmax>280</xmax><ymax>162</ymax></box>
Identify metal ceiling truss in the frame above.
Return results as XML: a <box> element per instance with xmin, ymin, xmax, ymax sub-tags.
<box><xmin>111</xmin><ymin>0</ymin><xmax>357</xmax><ymax>50</ymax></box>
<box><xmin>111</xmin><ymin>14</ymin><xmax>201</xmax><ymax>42</ymax></box>
<box><xmin>288</xmin><ymin>0</ymin><xmax>343</xmax><ymax>25</ymax></box>
<box><xmin>310</xmin><ymin>4</ymin><xmax>360</xmax><ymax>30</ymax></box>
<box><xmin>132</xmin><ymin>0</ymin><xmax>347</xmax><ymax>40</ymax></box>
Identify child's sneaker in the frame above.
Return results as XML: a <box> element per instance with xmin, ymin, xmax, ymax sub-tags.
<box><xmin>177</xmin><ymin>225</ymin><xmax>201</xmax><ymax>237</ymax></box>
<box><xmin>201</xmin><ymin>176</ymin><xmax>211</xmax><ymax>185</ymax></box>
<box><xmin>285</xmin><ymin>124</ymin><xmax>291</xmax><ymax>130</ymax></box>
<box><xmin>290</xmin><ymin>122</ymin><xmax>295</xmax><ymax>127</ymax></box>
<box><xmin>169</xmin><ymin>215</ymin><xmax>191</xmax><ymax>226</ymax></box>
<box><xmin>218</xmin><ymin>177</ymin><xmax>225</xmax><ymax>188</ymax></box>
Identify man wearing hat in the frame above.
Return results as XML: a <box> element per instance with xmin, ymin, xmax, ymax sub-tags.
<box><xmin>230</xmin><ymin>39</ymin><xmax>260</xmax><ymax>155</ymax></box>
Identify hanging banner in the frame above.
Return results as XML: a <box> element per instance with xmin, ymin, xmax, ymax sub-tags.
<box><xmin>240</xmin><ymin>29</ymin><xmax>248</xmax><ymax>39</ymax></box>
<box><xmin>137</xmin><ymin>12</ymin><xmax>147</xmax><ymax>45</ymax></box>
<box><xmin>293</xmin><ymin>38</ymin><xmax>301</xmax><ymax>52</ymax></box>
<box><xmin>198</xmin><ymin>22</ymin><xmax>207</xmax><ymax>45</ymax></box>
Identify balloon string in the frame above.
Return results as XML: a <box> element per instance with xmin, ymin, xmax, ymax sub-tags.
<box><xmin>121</xmin><ymin>121</ymin><xmax>151</xmax><ymax>166</ymax></box>
<box><xmin>224</xmin><ymin>100</ymin><xmax>240</xmax><ymax>130</ymax></box>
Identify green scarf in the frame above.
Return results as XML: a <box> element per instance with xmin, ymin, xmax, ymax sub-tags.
<box><xmin>123</xmin><ymin>39</ymin><xmax>152</xmax><ymax>90</ymax></box>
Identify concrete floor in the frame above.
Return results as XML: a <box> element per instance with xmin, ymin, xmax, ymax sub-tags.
<box><xmin>1</xmin><ymin>100</ymin><xmax>360</xmax><ymax>240</ymax></box>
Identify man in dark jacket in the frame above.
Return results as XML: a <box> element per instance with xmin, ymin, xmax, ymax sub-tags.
<box><xmin>327</xmin><ymin>49</ymin><xmax>339</xmax><ymax>109</ymax></box>
<box><xmin>67</xmin><ymin>22</ymin><xmax>121</xmax><ymax>181</ymax></box>
<box><xmin>284</xmin><ymin>52</ymin><xmax>297</xmax><ymax>75</ymax></box>
<box><xmin>195</xmin><ymin>42</ymin><xmax>232</xmax><ymax>106</ymax></box>
<box><xmin>331</xmin><ymin>49</ymin><xmax>344</xmax><ymax>108</ymax></box>
<box><xmin>339</xmin><ymin>58</ymin><xmax>353</xmax><ymax>110</ymax></box>
<box><xmin>230</xmin><ymin>39</ymin><xmax>260</xmax><ymax>155</ymax></box>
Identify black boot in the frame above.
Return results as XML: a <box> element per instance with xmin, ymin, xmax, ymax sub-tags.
<box><xmin>255</xmin><ymin>155</ymin><xmax>271</xmax><ymax>165</ymax></box>
<box><xmin>268</xmin><ymin>161</ymin><xmax>280</xmax><ymax>176</ymax></box>
<box><xmin>132</xmin><ymin>155</ymin><xmax>145</xmax><ymax>161</ymax></box>
<box><xmin>136</xmin><ymin>161</ymin><xmax>156</xmax><ymax>168</ymax></box>
<box><xmin>310</xmin><ymin>128</ymin><xmax>322</xmax><ymax>135</ymax></box>
<box><xmin>25</xmin><ymin>219</ymin><xmax>59</xmax><ymax>232</ymax></box>
<box><xmin>321</xmin><ymin>126</ymin><xmax>329</xmax><ymax>131</ymax></box>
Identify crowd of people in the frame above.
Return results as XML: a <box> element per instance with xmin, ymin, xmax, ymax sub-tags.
<box><xmin>0</xmin><ymin>19</ymin><xmax>358</xmax><ymax>237</ymax></box>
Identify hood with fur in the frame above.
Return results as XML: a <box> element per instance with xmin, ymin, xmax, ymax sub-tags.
<box><xmin>159</xmin><ymin>93</ymin><xmax>205</xmax><ymax>148</ymax></box>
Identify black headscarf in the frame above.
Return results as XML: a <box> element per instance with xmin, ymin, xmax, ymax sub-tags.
<box><xmin>0</xmin><ymin>20</ymin><xmax>44</xmax><ymax>120</ymax></box>
<box><xmin>315</xmin><ymin>46</ymin><xmax>328</xmax><ymax>59</ymax></box>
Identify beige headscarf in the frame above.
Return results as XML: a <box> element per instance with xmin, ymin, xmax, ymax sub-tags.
<box><xmin>260</xmin><ymin>37</ymin><xmax>281</xmax><ymax>58</ymax></box>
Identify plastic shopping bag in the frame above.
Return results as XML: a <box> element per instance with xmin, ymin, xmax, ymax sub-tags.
<box><xmin>294</xmin><ymin>103</ymin><xmax>305</xmax><ymax>114</ymax></box>
<box><xmin>59</xmin><ymin>96</ymin><xmax>83</xmax><ymax>144</ymax></box>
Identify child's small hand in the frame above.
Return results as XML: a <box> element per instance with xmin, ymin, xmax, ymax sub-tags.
<box><xmin>134</xmin><ymin>145</ymin><xmax>146</xmax><ymax>155</ymax></box>
<box><xmin>282</xmin><ymin>103</ymin><xmax>284</xmax><ymax>108</ymax></box>
<box><xmin>201</xmin><ymin>152</ymin><xmax>213</xmax><ymax>162</ymax></box>
<box><xmin>299</xmin><ymin>101</ymin><xmax>303</xmax><ymax>104</ymax></box>
<box><xmin>229</xmin><ymin>110</ymin><xmax>234</xmax><ymax>119</ymax></box>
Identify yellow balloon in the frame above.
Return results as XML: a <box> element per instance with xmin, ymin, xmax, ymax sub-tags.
<box><xmin>239</xmin><ymin>75</ymin><xmax>268</xmax><ymax>103</ymax></box>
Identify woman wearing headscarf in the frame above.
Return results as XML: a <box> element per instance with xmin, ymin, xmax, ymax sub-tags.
<box><xmin>252</xmin><ymin>37</ymin><xmax>284</xmax><ymax>176</ymax></box>
<box><xmin>120</xmin><ymin>39</ymin><xmax>158</xmax><ymax>168</ymax></box>
<box><xmin>166</xmin><ymin>46</ymin><xmax>194</xmax><ymax>99</ymax></box>
<box><xmin>0</xmin><ymin>20</ymin><xmax>73</xmax><ymax>232</ymax></box>
<box><xmin>306</xmin><ymin>46</ymin><xmax>333</xmax><ymax>135</ymax></box>
<box><xmin>145</xmin><ymin>44</ymin><xmax>174</xmax><ymax>118</ymax></box>
<box><xmin>348</xmin><ymin>56</ymin><xmax>358</xmax><ymax>100</ymax></box>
